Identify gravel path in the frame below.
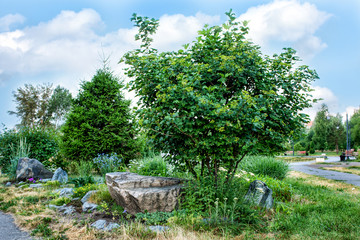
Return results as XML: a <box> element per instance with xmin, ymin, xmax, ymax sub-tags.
<box><xmin>290</xmin><ymin>156</ymin><xmax>360</xmax><ymax>187</ymax></box>
<box><xmin>0</xmin><ymin>211</ymin><xmax>32</xmax><ymax>240</ymax></box>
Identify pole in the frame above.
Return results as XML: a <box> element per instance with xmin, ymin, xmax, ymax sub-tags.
<box><xmin>346</xmin><ymin>114</ymin><xmax>350</xmax><ymax>160</ymax></box>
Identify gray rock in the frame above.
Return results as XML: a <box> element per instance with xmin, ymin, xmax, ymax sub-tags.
<box><xmin>82</xmin><ymin>202</ymin><xmax>98</xmax><ymax>212</ymax></box>
<box><xmin>81</xmin><ymin>190</ymin><xmax>98</xmax><ymax>204</ymax></box>
<box><xmin>106</xmin><ymin>172</ymin><xmax>184</xmax><ymax>214</ymax></box>
<box><xmin>54</xmin><ymin>188</ymin><xmax>74</xmax><ymax>198</ymax></box>
<box><xmin>91</xmin><ymin>220</ymin><xmax>107</xmax><ymax>230</ymax></box>
<box><xmin>16</xmin><ymin>157</ymin><xmax>53</xmax><ymax>181</ymax></box>
<box><xmin>51</xmin><ymin>168</ymin><xmax>68</xmax><ymax>183</ymax></box>
<box><xmin>29</xmin><ymin>184</ymin><xmax>43</xmax><ymax>188</ymax></box>
<box><xmin>91</xmin><ymin>220</ymin><xmax>120</xmax><ymax>231</ymax></box>
<box><xmin>104</xmin><ymin>222</ymin><xmax>120</xmax><ymax>231</ymax></box>
<box><xmin>148</xmin><ymin>225</ymin><xmax>169</xmax><ymax>232</ymax></box>
<box><xmin>48</xmin><ymin>204</ymin><xmax>76</xmax><ymax>215</ymax></box>
<box><xmin>244</xmin><ymin>180</ymin><xmax>274</xmax><ymax>209</ymax></box>
<box><xmin>5</xmin><ymin>182</ymin><xmax>11</xmax><ymax>187</ymax></box>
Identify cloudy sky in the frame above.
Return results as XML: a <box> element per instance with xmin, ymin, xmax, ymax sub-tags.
<box><xmin>0</xmin><ymin>0</ymin><xmax>359</xmax><ymax>128</ymax></box>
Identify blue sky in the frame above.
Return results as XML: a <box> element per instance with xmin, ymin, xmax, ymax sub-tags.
<box><xmin>0</xmin><ymin>0</ymin><xmax>359</xmax><ymax>128</ymax></box>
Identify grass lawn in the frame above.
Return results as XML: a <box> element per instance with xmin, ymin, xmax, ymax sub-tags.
<box><xmin>1</xmin><ymin>170</ymin><xmax>360</xmax><ymax>240</ymax></box>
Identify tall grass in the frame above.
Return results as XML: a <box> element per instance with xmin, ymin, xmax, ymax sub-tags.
<box><xmin>6</xmin><ymin>137</ymin><xmax>31</xmax><ymax>180</ymax></box>
<box><xmin>239</xmin><ymin>155</ymin><xmax>289</xmax><ymax>180</ymax></box>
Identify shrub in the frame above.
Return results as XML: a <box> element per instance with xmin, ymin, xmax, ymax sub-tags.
<box><xmin>93</xmin><ymin>153</ymin><xmax>124</xmax><ymax>177</ymax></box>
<box><xmin>49</xmin><ymin>197</ymin><xmax>71</xmax><ymax>206</ymax></box>
<box><xmin>74</xmin><ymin>160</ymin><xmax>95</xmax><ymax>177</ymax></box>
<box><xmin>61</xmin><ymin>68</ymin><xmax>140</xmax><ymax>164</ymax></box>
<box><xmin>0</xmin><ymin>126</ymin><xmax>59</xmax><ymax>170</ymax></box>
<box><xmin>69</xmin><ymin>176</ymin><xmax>95</xmax><ymax>188</ymax></box>
<box><xmin>239</xmin><ymin>156</ymin><xmax>289</xmax><ymax>180</ymax></box>
<box><xmin>129</xmin><ymin>155</ymin><xmax>172</xmax><ymax>177</ymax></box>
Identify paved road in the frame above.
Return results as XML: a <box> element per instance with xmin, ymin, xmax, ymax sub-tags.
<box><xmin>290</xmin><ymin>156</ymin><xmax>360</xmax><ymax>187</ymax></box>
<box><xmin>0</xmin><ymin>211</ymin><xmax>32</xmax><ymax>240</ymax></box>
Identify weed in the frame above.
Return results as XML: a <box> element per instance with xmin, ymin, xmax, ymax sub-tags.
<box><xmin>69</xmin><ymin>176</ymin><xmax>95</xmax><ymax>188</ymax></box>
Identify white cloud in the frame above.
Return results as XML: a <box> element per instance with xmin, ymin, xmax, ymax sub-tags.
<box><xmin>0</xmin><ymin>8</ymin><xmax>219</xmax><ymax>95</ymax></box>
<box><xmin>341</xmin><ymin>106</ymin><xmax>359</xmax><ymax>121</ymax></box>
<box><xmin>0</xmin><ymin>14</ymin><xmax>25</xmax><ymax>32</ymax></box>
<box><xmin>303</xmin><ymin>86</ymin><xmax>338</xmax><ymax>121</ymax></box>
<box><xmin>238</xmin><ymin>0</ymin><xmax>331</xmax><ymax>59</ymax></box>
<box><xmin>153</xmin><ymin>12</ymin><xmax>220</xmax><ymax>51</ymax></box>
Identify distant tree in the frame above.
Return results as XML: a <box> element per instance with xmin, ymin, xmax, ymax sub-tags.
<box><xmin>61</xmin><ymin>67</ymin><xmax>139</xmax><ymax>163</ymax></box>
<box><xmin>312</xmin><ymin>104</ymin><xmax>330</xmax><ymax>151</ymax></box>
<box><xmin>350</xmin><ymin>109</ymin><xmax>360</xmax><ymax>147</ymax></box>
<box><xmin>46</xmin><ymin>86</ymin><xmax>72</xmax><ymax>127</ymax></box>
<box><xmin>8</xmin><ymin>84</ymin><xmax>72</xmax><ymax>128</ymax></box>
<box><xmin>8</xmin><ymin>83</ymin><xmax>53</xmax><ymax>127</ymax></box>
<box><xmin>122</xmin><ymin>11</ymin><xmax>318</xmax><ymax>182</ymax></box>
<box><xmin>327</xmin><ymin>114</ymin><xmax>346</xmax><ymax>153</ymax></box>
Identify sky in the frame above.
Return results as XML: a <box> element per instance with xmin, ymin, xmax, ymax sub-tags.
<box><xmin>0</xmin><ymin>0</ymin><xmax>359</xmax><ymax>128</ymax></box>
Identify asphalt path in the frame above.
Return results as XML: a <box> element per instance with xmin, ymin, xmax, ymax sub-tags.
<box><xmin>0</xmin><ymin>211</ymin><xmax>32</xmax><ymax>240</ymax></box>
<box><xmin>290</xmin><ymin>156</ymin><xmax>360</xmax><ymax>187</ymax></box>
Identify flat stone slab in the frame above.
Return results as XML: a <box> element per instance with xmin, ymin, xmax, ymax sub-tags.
<box><xmin>106</xmin><ymin>172</ymin><xmax>184</xmax><ymax>214</ymax></box>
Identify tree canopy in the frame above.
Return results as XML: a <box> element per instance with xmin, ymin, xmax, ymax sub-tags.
<box><xmin>61</xmin><ymin>67</ymin><xmax>139</xmax><ymax>163</ymax></box>
<box><xmin>8</xmin><ymin>83</ymin><xmax>72</xmax><ymax>128</ymax></box>
<box><xmin>350</xmin><ymin>109</ymin><xmax>360</xmax><ymax>148</ymax></box>
<box><xmin>122</xmin><ymin>11</ymin><xmax>318</xmax><ymax>180</ymax></box>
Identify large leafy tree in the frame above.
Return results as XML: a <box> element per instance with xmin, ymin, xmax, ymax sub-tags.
<box><xmin>61</xmin><ymin>67</ymin><xmax>139</xmax><ymax>163</ymax></box>
<box><xmin>122</xmin><ymin>11</ymin><xmax>318</xmax><ymax>181</ymax></box>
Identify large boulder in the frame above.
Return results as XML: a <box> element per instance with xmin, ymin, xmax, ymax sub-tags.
<box><xmin>244</xmin><ymin>180</ymin><xmax>274</xmax><ymax>209</ymax></box>
<box><xmin>106</xmin><ymin>172</ymin><xmax>184</xmax><ymax>214</ymax></box>
<box><xmin>52</xmin><ymin>168</ymin><xmax>68</xmax><ymax>183</ymax></box>
<box><xmin>16</xmin><ymin>157</ymin><xmax>53</xmax><ymax>181</ymax></box>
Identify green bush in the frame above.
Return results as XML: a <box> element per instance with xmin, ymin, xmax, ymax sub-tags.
<box><xmin>0</xmin><ymin>126</ymin><xmax>59</xmax><ymax>170</ymax></box>
<box><xmin>129</xmin><ymin>155</ymin><xmax>172</xmax><ymax>177</ymax></box>
<box><xmin>239</xmin><ymin>156</ymin><xmax>289</xmax><ymax>180</ymax></box>
<box><xmin>74</xmin><ymin>160</ymin><xmax>95</xmax><ymax>177</ymax></box>
<box><xmin>61</xmin><ymin>68</ymin><xmax>140</xmax><ymax>164</ymax></box>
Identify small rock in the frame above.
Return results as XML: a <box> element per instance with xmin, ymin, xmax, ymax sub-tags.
<box><xmin>5</xmin><ymin>182</ymin><xmax>11</xmax><ymax>187</ymax></box>
<box><xmin>29</xmin><ymin>184</ymin><xmax>43</xmax><ymax>188</ymax></box>
<box><xmin>48</xmin><ymin>204</ymin><xmax>76</xmax><ymax>215</ymax></box>
<box><xmin>81</xmin><ymin>190</ymin><xmax>98</xmax><ymax>204</ymax></box>
<box><xmin>104</xmin><ymin>222</ymin><xmax>120</xmax><ymax>231</ymax></box>
<box><xmin>91</xmin><ymin>220</ymin><xmax>107</xmax><ymax>230</ymax></box>
<box><xmin>52</xmin><ymin>168</ymin><xmax>68</xmax><ymax>183</ymax></box>
<box><xmin>148</xmin><ymin>225</ymin><xmax>169</xmax><ymax>233</ymax></box>
<box><xmin>54</xmin><ymin>188</ymin><xmax>74</xmax><ymax>198</ymax></box>
<box><xmin>82</xmin><ymin>202</ymin><xmax>98</xmax><ymax>212</ymax></box>
<box><xmin>244</xmin><ymin>180</ymin><xmax>274</xmax><ymax>209</ymax></box>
